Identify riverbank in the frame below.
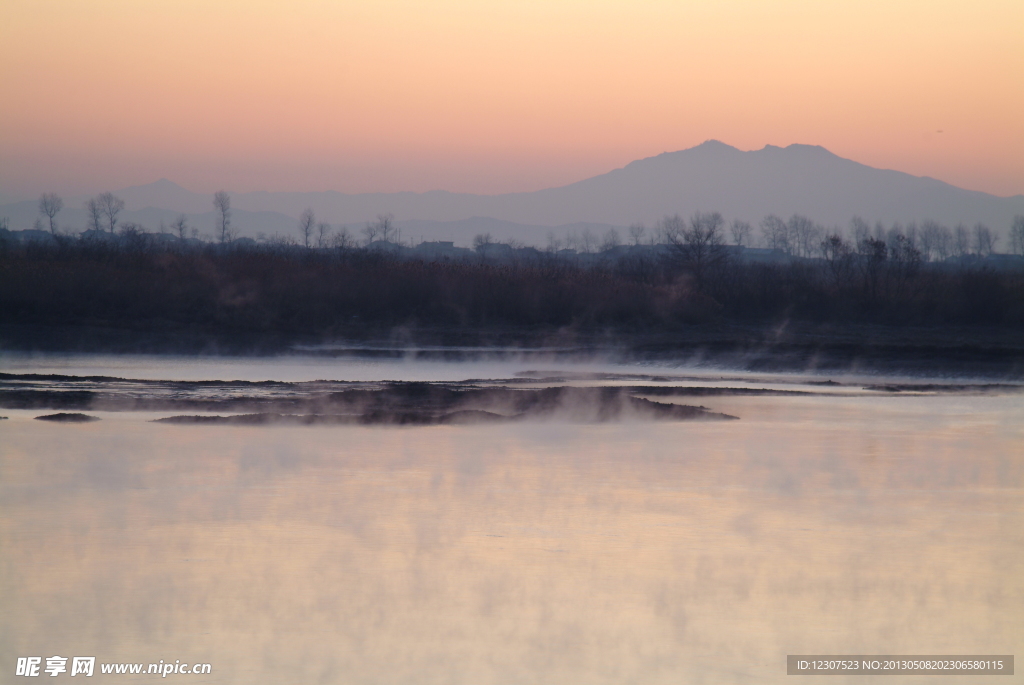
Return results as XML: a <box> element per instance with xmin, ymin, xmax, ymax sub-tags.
<box><xmin>3</xmin><ymin>322</ymin><xmax>1022</xmax><ymax>378</ymax></box>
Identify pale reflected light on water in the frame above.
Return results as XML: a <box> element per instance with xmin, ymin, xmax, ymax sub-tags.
<box><xmin>1</xmin><ymin>361</ymin><xmax>1022</xmax><ymax>683</ymax></box>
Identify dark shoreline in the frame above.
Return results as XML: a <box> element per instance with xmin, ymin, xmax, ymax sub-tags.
<box><xmin>3</xmin><ymin>322</ymin><xmax>1023</xmax><ymax>378</ymax></box>
<box><xmin>1</xmin><ymin>381</ymin><xmax>738</xmax><ymax>424</ymax></box>
<box><xmin>5</xmin><ymin>371</ymin><xmax>1022</xmax><ymax>428</ymax></box>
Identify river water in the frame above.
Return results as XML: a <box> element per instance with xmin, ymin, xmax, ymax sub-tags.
<box><xmin>1</xmin><ymin>353</ymin><xmax>1022</xmax><ymax>683</ymax></box>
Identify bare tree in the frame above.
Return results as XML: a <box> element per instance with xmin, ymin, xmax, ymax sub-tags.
<box><xmin>374</xmin><ymin>213</ymin><xmax>395</xmax><ymax>243</ymax></box>
<box><xmin>628</xmin><ymin>223</ymin><xmax>646</xmax><ymax>246</ymax></box>
<box><xmin>922</xmin><ymin>221</ymin><xmax>952</xmax><ymax>261</ymax></box>
<box><xmin>1011</xmin><ymin>215</ymin><xmax>1024</xmax><ymax>256</ymax></box>
<box><xmin>473</xmin><ymin>232</ymin><xmax>493</xmax><ymax>252</ymax></box>
<box><xmin>888</xmin><ymin>233</ymin><xmax>921</xmax><ymax>298</ymax></box>
<box><xmin>579</xmin><ymin>228</ymin><xmax>597</xmax><ymax>254</ymax></box>
<box><xmin>904</xmin><ymin>221</ymin><xmax>919</xmax><ymax>251</ymax></box>
<box><xmin>362</xmin><ymin>222</ymin><xmax>379</xmax><ymax>245</ymax></box>
<box><xmin>953</xmin><ymin>224</ymin><xmax>970</xmax><ymax>258</ymax></box>
<box><xmin>885</xmin><ymin>223</ymin><xmax>904</xmax><ymax>250</ymax></box>
<box><xmin>171</xmin><ymin>215</ymin><xmax>190</xmax><ymax>241</ymax></box>
<box><xmin>331</xmin><ymin>226</ymin><xmax>353</xmax><ymax>250</ymax></box>
<box><xmin>787</xmin><ymin>214</ymin><xmax>820</xmax><ymax>257</ymax></box>
<box><xmin>296</xmin><ymin>208</ymin><xmax>315</xmax><ymax>248</ymax></box>
<box><xmin>820</xmin><ymin>234</ymin><xmax>854</xmax><ymax>288</ymax></box>
<box><xmin>919</xmin><ymin>220</ymin><xmax>942</xmax><ymax>261</ymax></box>
<box><xmin>972</xmin><ymin>223</ymin><xmax>996</xmax><ymax>257</ymax></box>
<box><xmin>545</xmin><ymin>231</ymin><xmax>563</xmax><ymax>254</ymax></box>
<box><xmin>564</xmin><ymin>230</ymin><xmax>580</xmax><ymax>252</ymax></box>
<box><xmin>658</xmin><ymin>214</ymin><xmax>685</xmax><ymax>244</ymax></box>
<box><xmin>213</xmin><ymin>191</ymin><xmax>232</xmax><ymax>243</ymax></box>
<box><xmin>97</xmin><ymin>192</ymin><xmax>125</xmax><ymax>233</ymax></box>
<box><xmin>729</xmin><ymin>219</ymin><xmax>751</xmax><ymax>247</ymax></box>
<box><xmin>316</xmin><ymin>221</ymin><xmax>332</xmax><ymax>249</ymax></box>
<box><xmin>119</xmin><ymin>221</ymin><xmax>144</xmax><ymax>237</ymax></box>
<box><xmin>85</xmin><ymin>198</ymin><xmax>104</xmax><ymax>233</ymax></box>
<box><xmin>38</xmin><ymin>193</ymin><xmax>63</xmax><ymax>235</ymax></box>
<box><xmin>873</xmin><ymin>220</ymin><xmax>887</xmax><ymax>242</ymax></box>
<box><xmin>857</xmin><ymin>236</ymin><xmax>888</xmax><ymax>301</ymax></box>
<box><xmin>760</xmin><ymin>214</ymin><xmax>789</xmax><ymax>253</ymax></box>
<box><xmin>669</xmin><ymin>211</ymin><xmax>726</xmax><ymax>291</ymax></box>
<box><xmin>849</xmin><ymin>216</ymin><xmax>871</xmax><ymax>244</ymax></box>
<box><xmin>934</xmin><ymin>225</ymin><xmax>952</xmax><ymax>261</ymax></box>
<box><xmin>647</xmin><ymin>225</ymin><xmax>663</xmax><ymax>246</ymax></box>
<box><xmin>601</xmin><ymin>227</ymin><xmax>621</xmax><ymax>252</ymax></box>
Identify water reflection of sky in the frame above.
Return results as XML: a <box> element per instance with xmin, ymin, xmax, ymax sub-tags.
<box><xmin>2</xmin><ymin>379</ymin><xmax>1022</xmax><ymax>683</ymax></box>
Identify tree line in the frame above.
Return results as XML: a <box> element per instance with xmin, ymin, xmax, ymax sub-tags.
<box><xmin>3</xmin><ymin>208</ymin><xmax>1022</xmax><ymax>342</ymax></box>
<box><xmin>20</xmin><ymin>190</ymin><xmax>1024</xmax><ymax>261</ymax></box>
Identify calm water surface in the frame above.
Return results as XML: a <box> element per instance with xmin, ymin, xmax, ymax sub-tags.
<box><xmin>1</xmin><ymin>355</ymin><xmax>1022</xmax><ymax>683</ymax></box>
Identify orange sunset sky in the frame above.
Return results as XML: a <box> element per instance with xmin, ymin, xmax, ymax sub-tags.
<box><xmin>1</xmin><ymin>0</ymin><xmax>1022</xmax><ymax>199</ymax></box>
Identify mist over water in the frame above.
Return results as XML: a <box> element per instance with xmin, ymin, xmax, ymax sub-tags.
<box><xmin>1</xmin><ymin>355</ymin><xmax>1022</xmax><ymax>683</ymax></box>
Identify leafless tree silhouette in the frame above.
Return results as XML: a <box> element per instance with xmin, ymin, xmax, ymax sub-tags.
<box><xmin>298</xmin><ymin>209</ymin><xmax>315</xmax><ymax>248</ymax></box>
<box><xmin>213</xmin><ymin>191</ymin><xmax>232</xmax><ymax>243</ymax></box>
<box><xmin>171</xmin><ymin>215</ymin><xmax>190</xmax><ymax>241</ymax></box>
<box><xmin>1011</xmin><ymin>216</ymin><xmax>1024</xmax><ymax>256</ymax></box>
<box><xmin>972</xmin><ymin>223</ymin><xmax>996</xmax><ymax>256</ymax></box>
<box><xmin>601</xmin><ymin>227</ymin><xmax>621</xmax><ymax>251</ymax></box>
<box><xmin>375</xmin><ymin>213</ymin><xmax>395</xmax><ymax>242</ymax></box>
<box><xmin>317</xmin><ymin>221</ymin><xmax>332</xmax><ymax>249</ymax></box>
<box><xmin>85</xmin><ymin>198</ymin><xmax>104</xmax><ymax>233</ymax></box>
<box><xmin>761</xmin><ymin>214</ymin><xmax>788</xmax><ymax>253</ymax></box>
<box><xmin>331</xmin><ymin>226</ymin><xmax>354</xmax><ymax>249</ymax></box>
<box><xmin>669</xmin><ymin>211</ymin><xmax>726</xmax><ymax>291</ymax></box>
<box><xmin>473</xmin><ymin>233</ymin><xmax>494</xmax><ymax>254</ymax></box>
<box><xmin>888</xmin><ymin>233</ymin><xmax>921</xmax><ymax>297</ymax></box>
<box><xmin>788</xmin><ymin>214</ymin><xmax>821</xmax><ymax>257</ymax></box>
<box><xmin>820</xmin><ymin>233</ymin><xmax>854</xmax><ymax>288</ymax></box>
<box><xmin>953</xmin><ymin>224</ymin><xmax>970</xmax><ymax>258</ymax></box>
<box><xmin>849</xmin><ymin>216</ymin><xmax>871</xmax><ymax>245</ymax></box>
<box><xmin>362</xmin><ymin>222</ymin><xmax>379</xmax><ymax>245</ymax></box>
<box><xmin>38</xmin><ymin>193</ymin><xmax>63</xmax><ymax>235</ymax></box>
<box><xmin>97</xmin><ymin>193</ymin><xmax>125</xmax><ymax>233</ymax></box>
<box><xmin>729</xmin><ymin>219</ymin><xmax>751</xmax><ymax>247</ymax></box>
<box><xmin>579</xmin><ymin>229</ymin><xmax>597</xmax><ymax>254</ymax></box>
<box><xmin>628</xmin><ymin>223</ymin><xmax>646</xmax><ymax>246</ymax></box>
<box><xmin>857</xmin><ymin>236</ymin><xmax>888</xmax><ymax>301</ymax></box>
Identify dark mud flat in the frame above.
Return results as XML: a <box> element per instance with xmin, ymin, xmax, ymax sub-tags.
<box><xmin>5</xmin><ymin>372</ymin><xmax>1022</xmax><ymax>422</ymax></box>
<box><xmin>0</xmin><ymin>378</ymin><xmax>734</xmax><ymax>417</ymax></box>
<box><xmin>861</xmin><ymin>383</ymin><xmax>1024</xmax><ymax>393</ymax></box>
<box><xmin>157</xmin><ymin>410</ymin><xmax>507</xmax><ymax>426</ymax></box>
<box><xmin>153</xmin><ymin>386</ymin><xmax>736</xmax><ymax>425</ymax></box>
<box><xmin>34</xmin><ymin>413</ymin><xmax>99</xmax><ymax>422</ymax></box>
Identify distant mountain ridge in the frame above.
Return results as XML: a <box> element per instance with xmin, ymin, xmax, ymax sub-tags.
<box><xmin>2</xmin><ymin>141</ymin><xmax>1022</xmax><ymax>246</ymax></box>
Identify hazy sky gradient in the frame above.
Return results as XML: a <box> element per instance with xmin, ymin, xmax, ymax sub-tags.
<box><xmin>2</xmin><ymin>0</ymin><xmax>1022</xmax><ymax>198</ymax></box>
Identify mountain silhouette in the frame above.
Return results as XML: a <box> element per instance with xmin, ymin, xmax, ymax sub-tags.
<box><xmin>3</xmin><ymin>141</ymin><xmax>1022</xmax><ymax>245</ymax></box>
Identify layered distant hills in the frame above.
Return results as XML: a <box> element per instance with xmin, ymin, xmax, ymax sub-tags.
<box><xmin>3</xmin><ymin>141</ymin><xmax>1022</xmax><ymax>246</ymax></box>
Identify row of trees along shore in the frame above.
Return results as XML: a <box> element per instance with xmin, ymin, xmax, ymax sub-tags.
<box><xmin>15</xmin><ymin>190</ymin><xmax>1024</xmax><ymax>259</ymax></box>
<box><xmin>4</xmin><ymin>194</ymin><xmax>1024</xmax><ymax>334</ymax></box>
